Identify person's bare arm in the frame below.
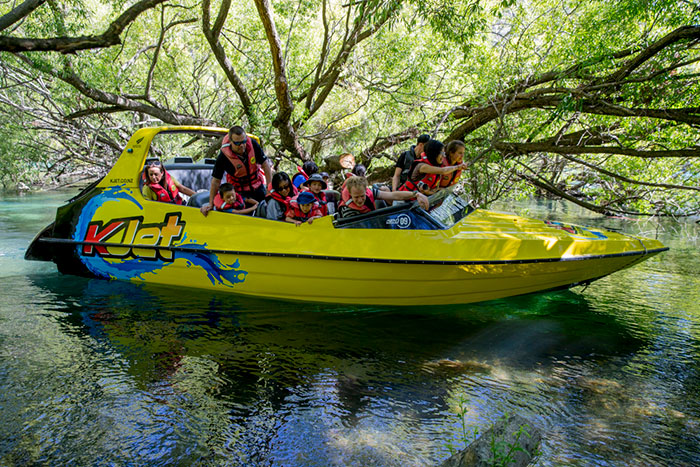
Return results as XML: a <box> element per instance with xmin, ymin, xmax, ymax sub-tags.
<box><xmin>391</xmin><ymin>167</ymin><xmax>402</xmax><ymax>191</ymax></box>
<box><xmin>175</xmin><ymin>181</ymin><xmax>195</xmax><ymax>197</ymax></box>
<box><xmin>262</xmin><ymin>159</ymin><xmax>273</xmax><ymax>188</ymax></box>
<box><xmin>419</xmin><ymin>162</ymin><xmax>467</xmax><ymax>175</ymax></box>
<box><xmin>378</xmin><ymin>189</ymin><xmax>429</xmax><ymax>210</ymax></box>
<box><xmin>200</xmin><ymin>177</ymin><xmax>221</xmax><ymax>216</ymax></box>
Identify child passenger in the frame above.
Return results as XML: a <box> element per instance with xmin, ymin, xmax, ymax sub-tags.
<box><xmin>301</xmin><ymin>173</ymin><xmax>329</xmax><ymax>216</ymax></box>
<box><xmin>285</xmin><ymin>191</ymin><xmax>322</xmax><ymax>226</ymax></box>
<box><xmin>215</xmin><ymin>183</ymin><xmax>258</xmax><ymax>215</ymax></box>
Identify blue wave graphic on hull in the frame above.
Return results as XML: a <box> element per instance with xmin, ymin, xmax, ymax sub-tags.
<box><xmin>74</xmin><ymin>187</ymin><xmax>247</xmax><ymax>288</ymax></box>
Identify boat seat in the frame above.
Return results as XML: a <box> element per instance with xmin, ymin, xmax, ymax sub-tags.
<box><xmin>253</xmin><ymin>199</ymin><xmax>268</xmax><ymax>218</ymax></box>
<box><xmin>187</xmin><ymin>190</ymin><xmax>210</xmax><ymax>208</ymax></box>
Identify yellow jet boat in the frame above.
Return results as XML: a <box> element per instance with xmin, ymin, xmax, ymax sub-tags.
<box><xmin>26</xmin><ymin>126</ymin><xmax>668</xmax><ymax>305</ymax></box>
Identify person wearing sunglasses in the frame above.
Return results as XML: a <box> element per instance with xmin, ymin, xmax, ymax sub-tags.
<box><xmin>265</xmin><ymin>172</ymin><xmax>296</xmax><ymax>221</ymax></box>
<box><xmin>201</xmin><ymin>125</ymin><xmax>273</xmax><ymax>216</ymax></box>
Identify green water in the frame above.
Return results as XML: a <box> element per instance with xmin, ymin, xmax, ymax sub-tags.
<box><xmin>1</xmin><ymin>191</ymin><xmax>699</xmax><ymax>466</ymax></box>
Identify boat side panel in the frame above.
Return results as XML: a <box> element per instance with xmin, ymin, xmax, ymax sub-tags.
<box><xmin>71</xmin><ymin>244</ymin><xmax>658</xmax><ymax>305</ymax></box>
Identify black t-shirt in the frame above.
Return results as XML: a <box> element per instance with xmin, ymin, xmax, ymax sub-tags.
<box><xmin>212</xmin><ymin>138</ymin><xmax>268</xmax><ymax>181</ymax></box>
<box><xmin>395</xmin><ymin>146</ymin><xmax>417</xmax><ymax>185</ymax></box>
<box><xmin>395</xmin><ymin>146</ymin><xmax>416</xmax><ymax>170</ymax></box>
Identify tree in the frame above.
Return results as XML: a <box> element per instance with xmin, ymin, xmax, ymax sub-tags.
<box><xmin>1</xmin><ymin>0</ymin><xmax>698</xmax><ymax>216</ymax></box>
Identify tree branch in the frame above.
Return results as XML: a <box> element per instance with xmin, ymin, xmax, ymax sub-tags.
<box><xmin>0</xmin><ymin>0</ymin><xmax>169</xmax><ymax>53</ymax></box>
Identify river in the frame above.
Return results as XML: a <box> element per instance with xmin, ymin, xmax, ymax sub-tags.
<box><xmin>1</xmin><ymin>190</ymin><xmax>699</xmax><ymax>466</ymax></box>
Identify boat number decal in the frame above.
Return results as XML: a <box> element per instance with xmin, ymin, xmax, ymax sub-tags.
<box><xmin>83</xmin><ymin>212</ymin><xmax>185</xmax><ymax>261</ymax></box>
<box><xmin>386</xmin><ymin>213</ymin><xmax>412</xmax><ymax>229</ymax></box>
<box><xmin>545</xmin><ymin>220</ymin><xmax>607</xmax><ymax>240</ymax></box>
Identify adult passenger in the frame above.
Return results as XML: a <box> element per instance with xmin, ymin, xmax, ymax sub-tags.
<box><xmin>142</xmin><ymin>161</ymin><xmax>195</xmax><ymax>204</ymax></box>
<box><xmin>399</xmin><ymin>139</ymin><xmax>466</xmax><ymax>196</ymax></box>
<box><xmin>265</xmin><ymin>172</ymin><xmax>295</xmax><ymax>221</ymax></box>
<box><xmin>200</xmin><ymin>125</ymin><xmax>273</xmax><ymax>216</ymax></box>
<box><xmin>339</xmin><ymin>175</ymin><xmax>429</xmax><ymax>218</ymax></box>
<box><xmin>392</xmin><ymin>134</ymin><xmax>430</xmax><ymax>191</ymax></box>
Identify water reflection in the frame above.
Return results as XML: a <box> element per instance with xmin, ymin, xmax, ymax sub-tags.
<box><xmin>2</xmin><ymin>194</ymin><xmax>700</xmax><ymax>466</ymax></box>
<box><xmin>14</xmin><ymin>272</ymin><xmax>667</xmax><ymax>465</ymax></box>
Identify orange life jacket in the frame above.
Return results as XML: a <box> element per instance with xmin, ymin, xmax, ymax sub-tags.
<box><xmin>399</xmin><ymin>154</ymin><xmax>440</xmax><ymax>192</ymax></box>
<box><xmin>439</xmin><ymin>157</ymin><xmax>462</xmax><ymax>188</ymax></box>
<box><xmin>144</xmin><ymin>170</ymin><xmax>182</xmax><ymax>204</ymax></box>
<box><xmin>339</xmin><ymin>186</ymin><xmax>375</xmax><ymax>214</ymax></box>
<box><xmin>221</xmin><ymin>134</ymin><xmax>265</xmax><ymax>192</ymax></box>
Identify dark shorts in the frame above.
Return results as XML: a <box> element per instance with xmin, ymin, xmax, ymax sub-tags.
<box><xmin>240</xmin><ymin>185</ymin><xmax>267</xmax><ymax>202</ymax></box>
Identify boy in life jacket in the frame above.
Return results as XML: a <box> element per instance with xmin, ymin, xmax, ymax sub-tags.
<box><xmin>265</xmin><ymin>172</ymin><xmax>296</xmax><ymax>221</ymax></box>
<box><xmin>399</xmin><ymin>139</ymin><xmax>467</xmax><ymax>196</ymax></box>
<box><xmin>142</xmin><ymin>161</ymin><xmax>195</xmax><ymax>204</ymax></box>
<box><xmin>201</xmin><ymin>125</ymin><xmax>273</xmax><ymax>217</ymax></box>
<box><xmin>285</xmin><ymin>191</ymin><xmax>322</xmax><ymax>226</ymax></box>
<box><xmin>339</xmin><ymin>175</ymin><xmax>429</xmax><ymax>218</ymax></box>
<box><xmin>439</xmin><ymin>140</ymin><xmax>466</xmax><ymax>188</ymax></box>
<box><xmin>215</xmin><ymin>183</ymin><xmax>259</xmax><ymax>215</ymax></box>
<box><xmin>301</xmin><ymin>173</ymin><xmax>329</xmax><ymax>216</ymax></box>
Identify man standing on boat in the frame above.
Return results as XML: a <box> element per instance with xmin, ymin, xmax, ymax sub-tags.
<box><xmin>201</xmin><ymin>125</ymin><xmax>274</xmax><ymax>216</ymax></box>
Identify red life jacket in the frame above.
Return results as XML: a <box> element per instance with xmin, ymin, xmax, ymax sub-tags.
<box><xmin>144</xmin><ymin>170</ymin><xmax>182</xmax><ymax>204</ymax></box>
<box><xmin>286</xmin><ymin>197</ymin><xmax>322</xmax><ymax>222</ymax></box>
<box><xmin>399</xmin><ymin>154</ymin><xmax>440</xmax><ymax>192</ymax></box>
<box><xmin>214</xmin><ymin>192</ymin><xmax>245</xmax><ymax>211</ymax></box>
<box><xmin>339</xmin><ymin>186</ymin><xmax>375</xmax><ymax>214</ymax></box>
<box><xmin>439</xmin><ymin>157</ymin><xmax>462</xmax><ymax>188</ymax></box>
<box><xmin>221</xmin><ymin>134</ymin><xmax>265</xmax><ymax>193</ymax></box>
<box><xmin>310</xmin><ymin>190</ymin><xmax>328</xmax><ymax>216</ymax></box>
<box><xmin>266</xmin><ymin>190</ymin><xmax>291</xmax><ymax>216</ymax></box>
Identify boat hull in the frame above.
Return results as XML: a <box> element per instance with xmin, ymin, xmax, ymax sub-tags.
<box><xmin>71</xmin><ymin>248</ymin><xmax>657</xmax><ymax>306</ymax></box>
<box><xmin>25</xmin><ymin>126</ymin><xmax>668</xmax><ymax>306</ymax></box>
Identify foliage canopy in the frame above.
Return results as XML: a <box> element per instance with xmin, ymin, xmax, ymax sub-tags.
<box><xmin>0</xmin><ymin>0</ymin><xmax>698</xmax><ymax>216</ymax></box>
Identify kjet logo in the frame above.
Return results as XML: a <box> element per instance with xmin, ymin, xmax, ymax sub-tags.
<box><xmin>386</xmin><ymin>213</ymin><xmax>412</xmax><ymax>229</ymax></box>
<box><xmin>82</xmin><ymin>213</ymin><xmax>185</xmax><ymax>261</ymax></box>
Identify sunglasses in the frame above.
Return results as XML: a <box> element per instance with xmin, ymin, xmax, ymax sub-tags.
<box><xmin>278</xmin><ymin>184</ymin><xmax>290</xmax><ymax>191</ymax></box>
<box><xmin>231</xmin><ymin>137</ymin><xmax>247</xmax><ymax>146</ymax></box>
<box><xmin>147</xmin><ymin>160</ymin><xmax>161</xmax><ymax>167</ymax></box>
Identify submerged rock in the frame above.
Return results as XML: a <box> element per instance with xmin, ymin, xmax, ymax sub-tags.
<box><xmin>421</xmin><ymin>359</ymin><xmax>493</xmax><ymax>375</ymax></box>
<box><xmin>439</xmin><ymin>414</ymin><xmax>541</xmax><ymax>467</ymax></box>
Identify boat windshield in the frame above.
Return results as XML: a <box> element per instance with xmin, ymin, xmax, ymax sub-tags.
<box><xmin>425</xmin><ymin>189</ymin><xmax>474</xmax><ymax>227</ymax></box>
<box><xmin>333</xmin><ymin>189</ymin><xmax>474</xmax><ymax>230</ymax></box>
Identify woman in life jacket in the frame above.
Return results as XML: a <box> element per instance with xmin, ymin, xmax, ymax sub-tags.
<box><xmin>339</xmin><ymin>175</ymin><xmax>430</xmax><ymax>218</ymax></box>
<box><xmin>141</xmin><ymin>161</ymin><xmax>195</xmax><ymax>204</ymax></box>
<box><xmin>265</xmin><ymin>172</ymin><xmax>297</xmax><ymax>221</ymax></box>
<box><xmin>399</xmin><ymin>139</ymin><xmax>466</xmax><ymax>196</ymax></box>
<box><xmin>285</xmin><ymin>191</ymin><xmax>323</xmax><ymax>226</ymax></box>
<box><xmin>439</xmin><ymin>140</ymin><xmax>466</xmax><ymax>188</ymax></box>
